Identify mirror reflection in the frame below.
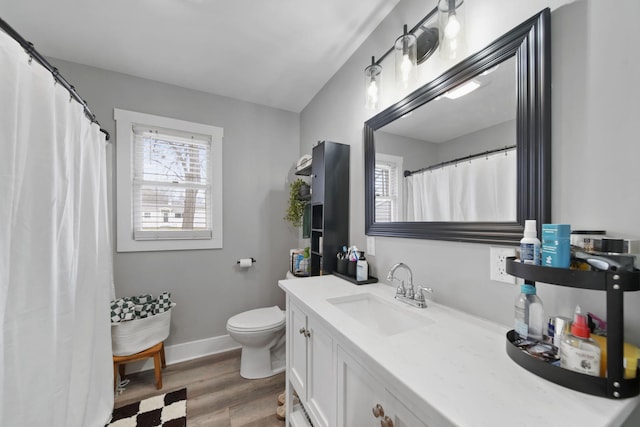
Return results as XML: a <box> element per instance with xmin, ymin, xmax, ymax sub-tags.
<box><xmin>374</xmin><ymin>55</ymin><xmax>517</xmax><ymax>223</ymax></box>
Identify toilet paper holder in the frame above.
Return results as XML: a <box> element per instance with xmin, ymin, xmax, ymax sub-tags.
<box><xmin>237</xmin><ymin>257</ymin><xmax>257</xmax><ymax>265</ymax></box>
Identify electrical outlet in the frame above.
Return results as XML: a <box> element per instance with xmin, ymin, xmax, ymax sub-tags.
<box><xmin>490</xmin><ymin>247</ymin><xmax>517</xmax><ymax>284</ymax></box>
<box><xmin>367</xmin><ymin>236</ymin><xmax>376</xmax><ymax>256</ymax></box>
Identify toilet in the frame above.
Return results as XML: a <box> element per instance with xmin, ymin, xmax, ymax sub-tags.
<box><xmin>227</xmin><ymin>305</ymin><xmax>286</xmax><ymax>379</ymax></box>
<box><xmin>226</xmin><ymin>272</ymin><xmax>295</xmax><ymax>379</ymax></box>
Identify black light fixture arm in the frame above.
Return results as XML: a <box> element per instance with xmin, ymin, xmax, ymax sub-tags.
<box><xmin>0</xmin><ymin>16</ymin><xmax>111</xmax><ymax>141</ymax></box>
<box><xmin>372</xmin><ymin>6</ymin><xmax>438</xmax><ymax>66</ymax></box>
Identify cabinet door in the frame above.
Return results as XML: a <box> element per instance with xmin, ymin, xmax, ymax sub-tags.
<box><xmin>306</xmin><ymin>315</ymin><xmax>335</xmax><ymax>427</ymax></box>
<box><xmin>289</xmin><ymin>300</ymin><xmax>308</xmax><ymax>402</ymax></box>
<box><xmin>336</xmin><ymin>346</ymin><xmax>428</xmax><ymax>427</ymax></box>
<box><xmin>311</xmin><ymin>143</ymin><xmax>325</xmax><ymax>203</ymax></box>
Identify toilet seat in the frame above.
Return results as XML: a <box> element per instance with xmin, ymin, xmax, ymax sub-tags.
<box><xmin>226</xmin><ymin>306</ymin><xmax>285</xmax><ymax>332</ymax></box>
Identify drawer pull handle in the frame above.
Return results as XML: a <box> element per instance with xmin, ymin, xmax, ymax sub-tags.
<box><xmin>299</xmin><ymin>327</ymin><xmax>311</xmax><ymax>338</ymax></box>
<box><xmin>372</xmin><ymin>403</ymin><xmax>384</xmax><ymax>418</ymax></box>
<box><xmin>381</xmin><ymin>415</ymin><xmax>394</xmax><ymax>427</ymax></box>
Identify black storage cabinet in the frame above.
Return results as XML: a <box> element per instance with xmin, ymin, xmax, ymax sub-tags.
<box><xmin>309</xmin><ymin>141</ymin><xmax>349</xmax><ymax>276</ymax></box>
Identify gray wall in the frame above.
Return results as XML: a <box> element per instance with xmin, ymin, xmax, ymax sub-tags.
<box><xmin>375</xmin><ymin>131</ymin><xmax>436</xmax><ymax>173</ymax></box>
<box><xmin>301</xmin><ymin>2</ymin><xmax>640</xmax><ymax>422</ymax></box>
<box><xmin>436</xmin><ymin>119</ymin><xmax>516</xmax><ymax>164</ymax></box>
<box><xmin>53</xmin><ymin>59</ymin><xmax>300</xmax><ymax>346</ymax></box>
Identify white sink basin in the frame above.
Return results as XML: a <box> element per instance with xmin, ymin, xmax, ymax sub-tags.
<box><xmin>327</xmin><ymin>293</ymin><xmax>433</xmax><ymax>336</ymax></box>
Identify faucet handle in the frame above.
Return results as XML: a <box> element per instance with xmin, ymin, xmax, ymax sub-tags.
<box><xmin>393</xmin><ymin>279</ymin><xmax>405</xmax><ymax>296</ymax></box>
<box><xmin>414</xmin><ymin>286</ymin><xmax>433</xmax><ymax>302</ymax></box>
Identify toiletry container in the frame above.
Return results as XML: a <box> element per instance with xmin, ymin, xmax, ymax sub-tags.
<box><xmin>541</xmin><ymin>224</ymin><xmax>571</xmax><ymax>268</ymax></box>
<box><xmin>559</xmin><ymin>306</ymin><xmax>601</xmax><ymax>377</ymax></box>
<box><xmin>570</xmin><ymin>230</ymin><xmax>607</xmax><ymax>252</ymax></box>
<box><xmin>356</xmin><ymin>252</ymin><xmax>368</xmax><ymax>281</ymax></box>
<box><xmin>589</xmin><ymin>335</ymin><xmax>640</xmax><ymax>378</ymax></box>
<box><xmin>520</xmin><ymin>220</ymin><xmax>541</xmax><ymax>264</ymax></box>
<box><xmin>514</xmin><ymin>283</ymin><xmax>545</xmax><ymax>341</ymax></box>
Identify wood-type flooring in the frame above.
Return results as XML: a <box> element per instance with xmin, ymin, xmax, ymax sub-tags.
<box><xmin>114</xmin><ymin>349</ymin><xmax>286</xmax><ymax>427</ymax></box>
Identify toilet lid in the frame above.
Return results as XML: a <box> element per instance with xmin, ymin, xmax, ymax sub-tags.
<box><xmin>227</xmin><ymin>306</ymin><xmax>285</xmax><ymax>331</ymax></box>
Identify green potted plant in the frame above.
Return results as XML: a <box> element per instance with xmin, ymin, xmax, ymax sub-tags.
<box><xmin>284</xmin><ymin>179</ymin><xmax>310</xmax><ymax>228</ymax></box>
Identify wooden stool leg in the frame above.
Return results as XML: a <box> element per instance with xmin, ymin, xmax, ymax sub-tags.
<box><xmin>160</xmin><ymin>342</ymin><xmax>166</xmax><ymax>368</ymax></box>
<box><xmin>119</xmin><ymin>364</ymin><xmax>126</xmax><ymax>380</ymax></box>
<box><xmin>154</xmin><ymin>350</ymin><xmax>163</xmax><ymax>389</ymax></box>
<box><xmin>113</xmin><ymin>362</ymin><xmax>118</xmax><ymax>392</ymax></box>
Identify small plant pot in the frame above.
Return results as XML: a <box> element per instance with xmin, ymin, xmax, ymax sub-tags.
<box><xmin>298</xmin><ymin>183</ymin><xmax>310</xmax><ymax>199</ymax></box>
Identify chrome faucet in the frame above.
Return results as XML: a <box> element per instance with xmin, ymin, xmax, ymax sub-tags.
<box><xmin>387</xmin><ymin>263</ymin><xmax>432</xmax><ymax>308</ymax></box>
<box><xmin>387</xmin><ymin>262</ymin><xmax>413</xmax><ymax>297</ymax></box>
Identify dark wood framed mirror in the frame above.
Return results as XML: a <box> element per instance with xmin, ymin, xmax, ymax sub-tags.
<box><xmin>364</xmin><ymin>8</ymin><xmax>551</xmax><ymax>245</ymax></box>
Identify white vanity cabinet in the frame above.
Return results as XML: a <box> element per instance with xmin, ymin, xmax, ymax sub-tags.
<box><xmin>280</xmin><ymin>276</ymin><xmax>640</xmax><ymax>427</ymax></box>
<box><xmin>287</xmin><ymin>298</ymin><xmax>335</xmax><ymax>427</ymax></box>
<box><xmin>336</xmin><ymin>345</ymin><xmax>428</xmax><ymax>427</ymax></box>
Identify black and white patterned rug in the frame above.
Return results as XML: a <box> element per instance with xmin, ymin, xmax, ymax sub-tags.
<box><xmin>106</xmin><ymin>388</ymin><xmax>186</xmax><ymax>427</ymax></box>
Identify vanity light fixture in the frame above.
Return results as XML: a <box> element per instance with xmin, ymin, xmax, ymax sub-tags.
<box><xmin>364</xmin><ymin>56</ymin><xmax>383</xmax><ymax>110</ymax></box>
<box><xmin>438</xmin><ymin>0</ymin><xmax>465</xmax><ymax>59</ymax></box>
<box><xmin>442</xmin><ymin>79</ymin><xmax>480</xmax><ymax>100</ymax></box>
<box><xmin>394</xmin><ymin>24</ymin><xmax>418</xmax><ymax>91</ymax></box>
<box><xmin>364</xmin><ymin>7</ymin><xmax>438</xmax><ymax>106</ymax></box>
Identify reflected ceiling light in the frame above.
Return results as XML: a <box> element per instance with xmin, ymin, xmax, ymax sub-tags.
<box><xmin>443</xmin><ymin>79</ymin><xmax>480</xmax><ymax>99</ymax></box>
<box><xmin>394</xmin><ymin>24</ymin><xmax>418</xmax><ymax>91</ymax></box>
<box><xmin>481</xmin><ymin>64</ymin><xmax>499</xmax><ymax>76</ymax></box>
<box><xmin>438</xmin><ymin>0</ymin><xmax>465</xmax><ymax>59</ymax></box>
<box><xmin>364</xmin><ymin>56</ymin><xmax>383</xmax><ymax>110</ymax></box>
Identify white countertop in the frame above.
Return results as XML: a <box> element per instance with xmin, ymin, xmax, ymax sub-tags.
<box><xmin>279</xmin><ymin>275</ymin><xmax>639</xmax><ymax>427</ymax></box>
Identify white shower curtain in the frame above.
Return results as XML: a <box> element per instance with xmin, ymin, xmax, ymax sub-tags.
<box><xmin>0</xmin><ymin>31</ymin><xmax>114</xmax><ymax>426</ymax></box>
<box><xmin>405</xmin><ymin>149</ymin><xmax>517</xmax><ymax>222</ymax></box>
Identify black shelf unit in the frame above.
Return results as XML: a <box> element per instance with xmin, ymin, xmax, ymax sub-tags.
<box><xmin>309</xmin><ymin>141</ymin><xmax>349</xmax><ymax>276</ymax></box>
<box><xmin>505</xmin><ymin>257</ymin><xmax>640</xmax><ymax>399</ymax></box>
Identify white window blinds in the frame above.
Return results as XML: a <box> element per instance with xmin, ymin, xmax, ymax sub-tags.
<box><xmin>132</xmin><ymin>125</ymin><xmax>212</xmax><ymax>240</ymax></box>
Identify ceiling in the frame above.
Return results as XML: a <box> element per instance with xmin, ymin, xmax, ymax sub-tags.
<box><xmin>0</xmin><ymin>0</ymin><xmax>400</xmax><ymax>112</ymax></box>
<box><xmin>381</xmin><ymin>56</ymin><xmax>517</xmax><ymax>143</ymax></box>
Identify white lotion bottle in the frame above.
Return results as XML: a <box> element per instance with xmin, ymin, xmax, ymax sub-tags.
<box><xmin>356</xmin><ymin>253</ymin><xmax>368</xmax><ymax>281</ymax></box>
<box><xmin>520</xmin><ymin>219</ymin><xmax>541</xmax><ymax>264</ymax></box>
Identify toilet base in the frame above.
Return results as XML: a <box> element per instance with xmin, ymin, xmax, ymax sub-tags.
<box><xmin>239</xmin><ymin>347</ymin><xmax>285</xmax><ymax>379</ymax></box>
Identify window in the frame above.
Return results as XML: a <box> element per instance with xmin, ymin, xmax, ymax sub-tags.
<box><xmin>374</xmin><ymin>154</ymin><xmax>403</xmax><ymax>222</ymax></box>
<box><xmin>115</xmin><ymin>109</ymin><xmax>223</xmax><ymax>252</ymax></box>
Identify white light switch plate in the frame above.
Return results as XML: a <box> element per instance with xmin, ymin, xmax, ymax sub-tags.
<box><xmin>490</xmin><ymin>247</ymin><xmax>517</xmax><ymax>284</ymax></box>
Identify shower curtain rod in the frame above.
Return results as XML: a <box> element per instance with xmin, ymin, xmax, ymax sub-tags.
<box><xmin>0</xmin><ymin>17</ymin><xmax>110</xmax><ymax>141</ymax></box>
<box><xmin>404</xmin><ymin>145</ymin><xmax>516</xmax><ymax>177</ymax></box>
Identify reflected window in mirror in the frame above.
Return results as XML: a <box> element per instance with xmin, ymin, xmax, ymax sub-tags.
<box><xmin>375</xmin><ymin>153</ymin><xmax>403</xmax><ymax>222</ymax></box>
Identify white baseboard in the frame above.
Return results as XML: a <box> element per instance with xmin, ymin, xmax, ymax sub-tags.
<box><xmin>120</xmin><ymin>334</ymin><xmax>241</xmax><ymax>374</ymax></box>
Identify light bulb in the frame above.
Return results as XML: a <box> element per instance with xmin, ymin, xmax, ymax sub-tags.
<box><xmin>444</xmin><ymin>14</ymin><xmax>460</xmax><ymax>39</ymax></box>
<box><xmin>367</xmin><ymin>79</ymin><xmax>379</xmax><ymax>108</ymax></box>
<box><xmin>400</xmin><ymin>54</ymin><xmax>413</xmax><ymax>86</ymax></box>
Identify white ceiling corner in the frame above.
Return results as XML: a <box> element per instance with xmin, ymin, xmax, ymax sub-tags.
<box><xmin>1</xmin><ymin>0</ymin><xmax>401</xmax><ymax>112</ymax></box>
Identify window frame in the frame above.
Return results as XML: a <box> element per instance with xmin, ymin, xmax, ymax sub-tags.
<box><xmin>115</xmin><ymin>108</ymin><xmax>223</xmax><ymax>252</ymax></box>
<box><xmin>374</xmin><ymin>153</ymin><xmax>403</xmax><ymax>222</ymax></box>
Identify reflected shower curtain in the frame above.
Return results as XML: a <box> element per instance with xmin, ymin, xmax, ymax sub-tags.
<box><xmin>405</xmin><ymin>149</ymin><xmax>517</xmax><ymax>221</ymax></box>
<box><xmin>0</xmin><ymin>31</ymin><xmax>114</xmax><ymax>426</ymax></box>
